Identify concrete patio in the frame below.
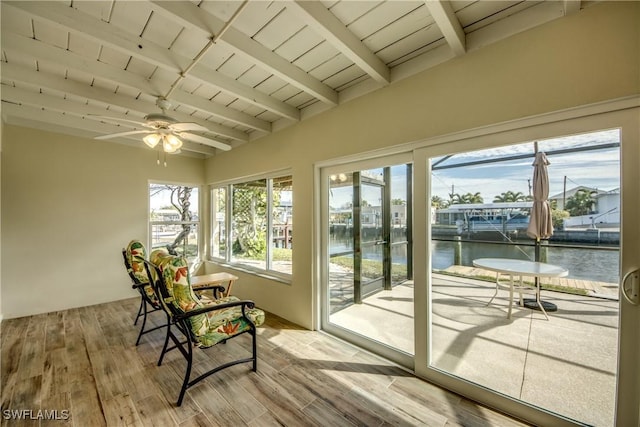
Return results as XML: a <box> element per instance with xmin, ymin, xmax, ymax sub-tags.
<box><xmin>329</xmin><ymin>273</ymin><xmax>619</xmax><ymax>426</ymax></box>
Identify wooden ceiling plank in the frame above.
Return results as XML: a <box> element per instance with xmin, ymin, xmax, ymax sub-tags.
<box><xmin>224</xmin><ymin>28</ymin><xmax>339</xmax><ymax>105</ymax></box>
<box><xmin>465</xmin><ymin>1</ymin><xmax>564</xmax><ymax>52</ymax></box>
<box><xmin>391</xmin><ymin>1</ymin><xmax>563</xmax><ymax>83</ymax></box>
<box><xmin>288</xmin><ymin>1</ymin><xmax>390</xmax><ymax>85</ymax></box>
<box><xmin>3</xmin><ymin>84</ymin><xmax>143</xmax><ymax>122</ymax></box>
<box><xmin>187</xmin><ymin>65</ymin><xmax>299</xmax><ymax>120</ymax></box>
<box><xmin>251</xmin><ymin>7</ymin><xmax>305</xmax><ymax>51</ymax></box>
<box><xmin>5</xmin><ymin>1</ymin><xmax>188</xmax><ymax>72</ymax></box>
<box><xmin>4</xmin><ymin>1</ymin><xmax>300</xmax><ymax>121</ymax></box>
<box><xmin>362</xmin><ymin>7</ymin><xmax>434</xmax><ymax>55</ymax></box>
<box><xmin>326</xmin><ymin>1</ymin><xmax>381</xmax><ymax>27</ymax></box>
<box><xmin>459</xmin><ymin>1</ymin><xmax>533</xmax><ymax>31</ymax></box>
<box><xmin>2</xmin><ymin>102</ymin><xmax>217</xmax><ymax>156</ymax></box>
<box><xmin>3</xmin><ymin>30</ymin><xmax>271</xmax><ymax>133</ymax></box>
<box><xmin>150</xmin><ymin>0</ymin><xmax>338</xmax><ymax>106</ymax></box>
<box><xmin>292</xmin><ymin>40</ymin><xmax>341</xmax><ymax>73</ymax></box>
<box><xmin>346</xmin><ymin>2</ymin><xmax>420</xmax><ymax>40</ymax></box>
<box><xmin>424</xmin><ymin>0</ymin><xmax>466</xmax><ymax>56</ymax></box>
<box><xmin>2</xmin><ymin>62</ymin><xmax>250</xmax><ymax>143</ymax></box>
<box><xmin>170</xmin><ymin>90</ymin><xmax>271</xmax><ymax>133</ymax></box>
<box><xmin>376</xmin><ymin>24</ymin><xmax>443</xmax><ymax>65</ymax></box>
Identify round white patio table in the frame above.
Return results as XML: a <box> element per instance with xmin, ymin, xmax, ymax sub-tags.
<box><xmin>472</xmin><ymin>258</ymin><xmax>569</xmax><ymax>319</ymax></box>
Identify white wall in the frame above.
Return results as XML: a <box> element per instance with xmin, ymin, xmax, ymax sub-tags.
<box><xmin>0</xmin><ymin>126</ymin><xmax>205</xmax><ymax>319</ymax></box>
<box><xmin>203</xmin><ymin>1</ymin><xmax>639</xmax><ymax>329</ymax></box>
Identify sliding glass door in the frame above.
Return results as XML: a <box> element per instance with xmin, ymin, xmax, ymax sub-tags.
<box><xmin>318</xmin><ymin>105</ymin><xmax>640</xmax><ymax>426</ymax></box>
<box><xmin>321</xmin><ymin>154</ymin><xmax>413</xmax><ymax>363</ymax></box>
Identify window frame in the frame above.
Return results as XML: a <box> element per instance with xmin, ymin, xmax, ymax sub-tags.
<box><xmin>209</xmin><ymin>171</ymin><xmax>293</xmax><ymax>281</ymax></box>
<box><xmin>148</xmin><ymin>181</ymin><xmax>201</xmax><ymax>263</ymax></box>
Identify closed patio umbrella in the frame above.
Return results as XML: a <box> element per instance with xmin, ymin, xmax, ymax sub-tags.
<box><xmin>527</xmin><ymin>151</ymin><xmax>553</xmax><ymax>245</ymax></box>
<box><xmin>525</xmin><ymin>150</ymin><xmax>556</xmax><ymax>311</ymax></box>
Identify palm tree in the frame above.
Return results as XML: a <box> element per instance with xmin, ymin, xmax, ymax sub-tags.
<box><xmin>431</xmin><ymin>196</ymin><xmax>447</xmax><ymax>208</ymax></box>
<box><xmin>565</xmin><ymin>189</ymin><xmax>596</xmax><ymax>216</ymax></box>
<box><xmin>493</xmin><ymin>190</ymin><xmax>526</xmax><ymax>203</ymax></box>
<box><xmin>451</xmin><ymin>192</ymin><xmax>483</xmax><ymax>204</ymax></box>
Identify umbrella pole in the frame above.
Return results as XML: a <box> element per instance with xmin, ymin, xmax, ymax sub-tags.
<box><xmin>524</xmin><ymin>237</ymin><xmax>558</xmax><ymax>312</ymax></box>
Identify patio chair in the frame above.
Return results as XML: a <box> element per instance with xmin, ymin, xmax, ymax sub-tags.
<box><xmin>143</xmin><ymin>253</ymin><xmax>265</xmax><ymax>406</ymax></box>
<box><xmin>123</xmin><ymin>240</ymin><xmax>167</xmax><ymax>345</ymax></box>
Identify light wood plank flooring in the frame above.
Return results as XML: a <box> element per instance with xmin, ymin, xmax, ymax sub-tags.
<box><xmin>1</xmin><ymin>297</ymin><xmax>529</xmax><ymax>426</ymax></box>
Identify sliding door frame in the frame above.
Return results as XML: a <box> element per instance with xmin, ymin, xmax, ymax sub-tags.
<box><xmin>318</xmin><ymin>152</ymin><xmax>413</xmax><ymax>367</ymax></box>
<box><xmin>314</xmin><ymin>96</ymin><xmax>639</xmax><ymax>426</ymax></box>
<box><xmin>413</xmin><ymin>101</ymin><xmax>640</xmax><ymax>426</ymax></box>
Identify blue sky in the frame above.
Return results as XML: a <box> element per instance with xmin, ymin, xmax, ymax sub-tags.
<box><xmin>329</xmin><ymin>129</ymin><xmax>620</xmax><ymax>208</ymax></box>
<box><xmin>431</xmin><ymin>129</ymin><xmax>620</xmax><ymax>202</ymax></box>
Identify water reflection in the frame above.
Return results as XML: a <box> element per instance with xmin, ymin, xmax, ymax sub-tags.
<box><xmin>329</xmin><ymin>235</ymin><xmax>619</xmax><ymax>284</ymax></box>
<box><xmin>432</xmin><ymin>240</ymin><xmax>619</xmax><ymax>284</ymax></box>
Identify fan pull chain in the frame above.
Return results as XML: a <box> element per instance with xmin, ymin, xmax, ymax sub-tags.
<box><xmin>164</xmin><ymin>151</ymin><xmax>167</xmax><ymax>168</ymax></box>
<box><xmin>156</xmin><ymin>150</ymin><xmax>160</xmax><ymax>166</ymax></box>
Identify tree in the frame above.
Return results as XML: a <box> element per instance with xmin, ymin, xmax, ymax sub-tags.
<box><xmin>493</xmin><ymin>190</ymin><xmax>526</xmax><ymax>203</ymax></box>
<box><xmin>450</xmin><ymin>192</ymin><xmax>483</xmax><ymax>204</ymax></box>
<box><xmin>552</xmin><ymin>209</ymin><xmax>570</xmax><ymax>230</ymax></box>
<box><xmin>150</xmin><ymin>184</ymin><xmax>196</xmax><ymax>256</ymax></box>
<box><xmin>431</xmin><ymin>196</ymin><xmax>448</xmax><ymax>208</ymax></box>
<box><xmin>565</xmin><ymin>189</ymin><xmax>596</xmax><ymax>216</ymax></box>
<box><xmin>232</xmin><ymin>183</ymin><xmax>267</xmax><ymax>257</ymax></box>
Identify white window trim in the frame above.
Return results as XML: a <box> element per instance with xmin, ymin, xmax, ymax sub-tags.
<box><xmin>148</xmin><ymin>181</ymin><xmax>202</xmax><ymax>263</ymax></box>
<box><xmin>209</xmin><ymin>170</ymin><xmax>293</xmax><ymax>281</ymax></box>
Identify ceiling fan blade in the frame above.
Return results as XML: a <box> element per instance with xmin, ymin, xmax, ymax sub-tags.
<box><xmin>87</xmin><ymin>115</ymin><xmax>150</xmax><ymax>127</ymax></box>
<box><xmin>170</xmin><ymin>122</ymin><xmax>210</xmax><ymax>132</ymax></box>
<box><xmin>178</xmin><ymin>132</ymin><xmax>232</xmax><ymax>151</ymax></box>
<box><xmin>95</xmin><ymin>130</ymin><xmax>152</xmax><ymax>140</ymax></box>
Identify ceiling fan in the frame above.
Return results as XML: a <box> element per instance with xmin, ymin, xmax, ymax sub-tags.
<box><xmin>93</xmin><ymin>98</ymin><xmax>232</xmax><ymax>153</ymax></box>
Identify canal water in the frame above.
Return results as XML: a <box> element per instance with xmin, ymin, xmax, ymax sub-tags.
<box><xmin>330</xmin><ymin>237</ymin><xmax>620</xmax><ymax>284</ymax></box>
<box><xmin>431</xmin><ymin>240</ymin><xmax>619</xmax><ymax>284</ymax></box>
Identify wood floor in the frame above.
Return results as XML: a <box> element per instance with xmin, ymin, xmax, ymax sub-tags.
<box><xmin>1</xmin><ymin>297</ymin><xmax>529</xmax><ymax>426</ymax></box>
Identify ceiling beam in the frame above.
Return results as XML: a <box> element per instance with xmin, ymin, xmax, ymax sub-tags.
<box><xmin>424</xmin><ymin>1</ymin><xmax>466</xmax><ymax>56</ymax></box>
<box><xmin>4</xmin><ymin>1</ymin><xmax>300</xmax><ymax>121</ymax></box>
<box><xmin>1</xmin><ymin>62</ymin><xmax>249</xmax><ymax>144</ymax></box>
<box><xmin>287</xmin><ymin>0</ymin><xmax>390</xmax><ymax>85</ymax></box>
<box><xmin>150</xmin><ymin>0</ymin><xmax>338</xmax><ymax>106</ymax></box>
<box><xmin>1</xmin><ymin>103</ymin><xmax>217</xmax><ymax>156</ymax></box>
<box><xmin>2</xmin><ymin>32</ymin><xmax>271</xmax><ymax>133</ymax></box>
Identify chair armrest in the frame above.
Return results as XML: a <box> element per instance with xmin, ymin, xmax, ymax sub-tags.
<box><xmin>131</xmin><ymin>281</ymin><xmax>151</xmax><ymax>290</ymax></box>
<box><xmin>192</xmin><ymin>284</ymin><xmax>226</xmax><ymax>299</ymax></box>
<box><xmin>176</xmin><ymin>300</ymin><xmax>256</xmax><ymax>320</ymax></box>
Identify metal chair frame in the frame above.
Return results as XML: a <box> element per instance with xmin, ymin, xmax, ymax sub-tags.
<box><xmin>122</xmin><ymin>249</ymin><xmax>165</xmax><ymax>345</ymax></box>
<box><xmin>143</xmin><ymin>259</ymin><xmax>258</xmax><ymax>406</ymax></box>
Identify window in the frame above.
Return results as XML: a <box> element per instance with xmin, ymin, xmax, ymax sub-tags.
<box><xmin>149</xmin><ymin>183</ymin><xmax>200</xmax><ymax>262</ymax></box>
<box><xmin>211</xmin><ymin>174</ymin><xmax>292</xmax><ymax>277</ymax></box>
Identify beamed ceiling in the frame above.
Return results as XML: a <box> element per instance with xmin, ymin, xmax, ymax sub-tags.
<box><xmin>1</xmin><ymin>0</ymin><xmax>589</xmax><ymax>157</ymax></box>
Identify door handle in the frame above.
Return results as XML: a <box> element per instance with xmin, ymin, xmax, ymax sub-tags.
<box><xmin>621</xmin><ymin>268</ymin><xmax>639</xmax><ymax>305</ymax></box>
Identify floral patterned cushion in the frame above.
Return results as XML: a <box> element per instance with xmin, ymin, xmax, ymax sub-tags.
<box><xmin>149</xmin><ymin>249</ymin><xmax>176</xmax><ymax>299</ymax></box>
<box><xmin>149</xmin><ymin>249</ymin><xmax>213</xmax><ymax>305</ymax></box>
<box><xmin>156</xmin><ymin>254</ymin><xmax>265</xmax><ymax>348</ymax></box>
<box><xmin>126</xmin><ymin>240</ymin><xmax>148</xmax><ymax>284</ymax></box>
<box><xmin>126</xmin><ymin>240</ymin><xmax>158</xmax><ymax>302</ymax></box>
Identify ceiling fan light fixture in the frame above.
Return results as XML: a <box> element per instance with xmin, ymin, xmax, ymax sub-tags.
<box><xmin>165</xmin><ymin>133</ymin><xmax>182</xmax><ymax>148</ymax></box>
<box><xmin>143</xmin><ymin>133</ymin><xmax>161</xmax><ymax>148</ymax></box>
<box><xmin>162</xmin><ymin>135</ymin><xmax>182</xmax><ymax>153</ymax></box>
